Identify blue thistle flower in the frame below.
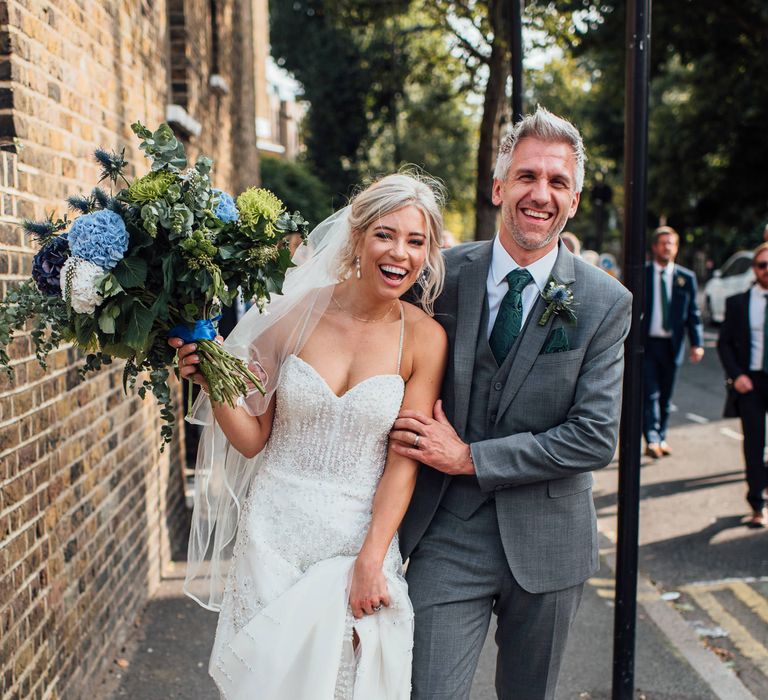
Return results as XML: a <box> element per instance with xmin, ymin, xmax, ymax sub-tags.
<box><xmin>213</xmin><ymin>189</ymin><xmax>239</xmax><ymax>223</ymax></box>
<box><xmin>68</xmin><ymin>209</ymin><xmax>129</xmax><ymax>270</ymax></box>
<box><xmin>94</xmin><ymin>147</ymin><xmax>128</xmax><ymax>185</ymax></box>
<box><xmin>32</xmin><ymin>234</ymin><xmax>69</xmax><ymax>295</ymax></box>
<box><xmin>67</xmin><ymin>194</ymin><xmax>95</xmax><ymax>214</ymax></box>
<box><xmin>92</xmin><ymin>187</ymin><xmax>111</xmax><ymax>209</ymax></box>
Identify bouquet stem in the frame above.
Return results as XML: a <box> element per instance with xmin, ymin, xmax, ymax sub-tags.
<box><xmin>195</xmin><ymin>339</ymin><xmax>266</xmax><ymax>409</ymax></box>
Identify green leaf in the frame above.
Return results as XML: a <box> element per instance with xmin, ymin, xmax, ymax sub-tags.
<box><xmin>113</xmin><ymin>257</ymin><xmax>148</xmax><ymax>288</ymax></box>
<box><xmin>103</xmin><ymin>342</ymin><xmax>135</xmax><ymax>360</ymax></box>
<box><xmin>98</xmin><ymin>314</ymin><xmax>116</xmax><ymax>334</ymax></box>
<box><xmin>217</xmin><ymin>244</ymin><xmax>238</xmax><ymax>260</ymax></box>
<box><xmin>162</xmin><ymin>254</ymin><xmax>175</xmax><ymax>293</ymax></box>
<box><xmin>123</xmin><ymin>303</ymin><xmax>156</xmax><ymax>353</ymax></box>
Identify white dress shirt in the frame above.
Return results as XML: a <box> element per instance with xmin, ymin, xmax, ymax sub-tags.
<box><xmin>748</xmin><ymin>285</ymin><xmax>768</xmax><ymax>370</ymax></box>
<box><xmin>486</xmin><ymin>236</ymin><xmax>559</xmax><ymax>338</ymax></box>
<box><xmin>649</xmin><ymin>261</ymin><xmax>674</xmax><ymax>338</ymax></box>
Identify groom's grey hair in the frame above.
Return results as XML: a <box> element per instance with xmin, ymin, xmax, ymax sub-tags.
<box><xmin>493</xmin><ymin>106</ymin><xmax>586</xmax><ymax>193</ymax></box>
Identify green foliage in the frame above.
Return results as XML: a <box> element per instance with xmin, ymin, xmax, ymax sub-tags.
<box><xmin>1</xmin><ymin>124</ymin><xmax>309</xmax><ymax>447</ymax></box>
<box><xmin>270</xmin><ymin>0</ymin><xmax>376</xmax><ymax>200</ymax></box>
<box><xmin>259</xmin><ymin>157</ymin><xmax>333</xmax><ymax>228</ymax></box>
<box><xmin>270</xmin><ymin>0</ymin><xmax>477</xmax><ymax>219</ymax></box>
<box><xmin>557</xmin><ymin>0</ymin><xmax>768</xmax><ymax>260</ymax></box>
<box><xmin>0</xmin><ymin>280</ymin><xmax>69</xmax><ymax>375</ymax></box>
<box><xmin>131</xmin><ymin>121</ymin><xmax>187</xmax><ymax>171</ymax></box>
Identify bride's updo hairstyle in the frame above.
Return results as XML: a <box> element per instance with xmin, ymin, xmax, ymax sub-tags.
<box><xmin>340</xmin><ymin>171</ymin><xmax>446</xmax><ymax>315</ymax></box>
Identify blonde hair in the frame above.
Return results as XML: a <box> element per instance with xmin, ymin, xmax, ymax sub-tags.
<box><xmin>752</xmin><ymin>242</ymin><xmax>768</xmax><ymax>260</ymax></box>
<box><xmin>653</xmin><ymin>225</ymin><xmax>679</xmax><ymax>244</ymax></box>
<box><xmin>339</xmin><ymin>171</ymin><xmax>446</xmax><ymax>315</ymax></box>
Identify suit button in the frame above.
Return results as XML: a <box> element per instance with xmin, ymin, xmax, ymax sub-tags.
<box><xmin>494</xmin><ymin>382</ymin><xmax>503</xmax><ymax>390</ymax></box>
<box><xmin>490</xmin><ymin>413</ymin><xmax>497</xmax><ymax>422</ymax></box>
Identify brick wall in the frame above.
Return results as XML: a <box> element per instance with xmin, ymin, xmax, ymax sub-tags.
<box><xmin>0</xmin><ymin>1</ymin><xmax>261</xmax><ymax>698</ymax></box>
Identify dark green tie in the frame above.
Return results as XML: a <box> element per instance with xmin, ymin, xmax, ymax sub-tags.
<box><xmin>660</xmin><ymin>270</ymin><xmax>670</xmax><ymax>331</ymax></box>
<box><xmin>490</xmin><ymin>268</ymin><xmax>533</xmax><ymax>365</ymax></box>
<box><xmin>762</xmin><ymin>294</ymin><xmax>768</xmax><ymax>372</ymax></box>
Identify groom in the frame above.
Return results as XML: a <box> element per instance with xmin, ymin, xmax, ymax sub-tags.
<box><xmin>391</xmin><ymin>107</ymin><xmax>632</xmax><ymax>699</ymax></box>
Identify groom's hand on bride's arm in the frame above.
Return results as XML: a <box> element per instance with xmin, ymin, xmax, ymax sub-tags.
<box><xmin>390</xmin><ymin>400</ymin><xmax>475</xmax><ymax>475</ymax></box>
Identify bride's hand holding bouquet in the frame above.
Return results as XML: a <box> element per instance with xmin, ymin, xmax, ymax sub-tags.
<box><xmin>0</xmin><ymin>122</ymin><xmax>307</xmax><ymax>446</ymax></box>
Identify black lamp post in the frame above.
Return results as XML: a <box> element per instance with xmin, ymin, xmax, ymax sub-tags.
<box><xmin>614</xmin><ymin>0</ymin><xmax>651</xmax><ymax>698</ymax></box>
<box><xmin>509</xmin><ymin>0</ymin><xmax>524</xmax><ymax>123</ymax></box>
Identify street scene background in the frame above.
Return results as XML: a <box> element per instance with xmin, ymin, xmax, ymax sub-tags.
<box><xmin>0</xmin><ymin>1</ymin><xmax>767</xmax><ymax>699</ymax></box>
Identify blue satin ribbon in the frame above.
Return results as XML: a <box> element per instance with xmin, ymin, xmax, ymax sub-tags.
<box><xmin>168</xmin><ymin>315</ymin><xmax>221</xmax><ymax>343</ymax></box>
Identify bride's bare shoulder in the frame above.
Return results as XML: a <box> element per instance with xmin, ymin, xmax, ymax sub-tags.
<box><xmin>401</xmin><ymin>301</ymin><xmax>447</xmax><ymax>349</ymax></box>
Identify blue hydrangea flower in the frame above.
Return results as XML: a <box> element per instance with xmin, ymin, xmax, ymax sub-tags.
<box><xmin>213</xmin><ymin>189</ymin><xmax>239</xmax><ymax>223</ymax></box>
<box><xmin>32</xmin><ymin>234</ymin><xmax>69</xmax><ymax>296</ymax></box>
<box><xmin>67</xmin><ymin>209</ymin><xmax>128</xmax><ymax>270</ymax></box>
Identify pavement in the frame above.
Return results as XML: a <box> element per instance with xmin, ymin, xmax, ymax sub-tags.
<box><xmin>97</xmin><ymin>331</ymin><xmax>768</xmax><ymax>699</ymax></box>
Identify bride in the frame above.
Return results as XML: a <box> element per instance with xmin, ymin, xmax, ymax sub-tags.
<box><xmin>170</xmin><ymin>173</ymin><xmax>448</xmax><ymax>699</ymax></box>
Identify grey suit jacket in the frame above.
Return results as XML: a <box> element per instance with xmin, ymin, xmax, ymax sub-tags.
<box><xmin>400</xmin><ymin>241</ymin><xmax>633</xmax><ymax>593</ymax></box>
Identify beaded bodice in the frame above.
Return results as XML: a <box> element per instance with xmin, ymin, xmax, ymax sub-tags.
<box><xmin>259</xmin><ymin>354</ymin><xmax>405</xmax><ymax>499</ymax></box>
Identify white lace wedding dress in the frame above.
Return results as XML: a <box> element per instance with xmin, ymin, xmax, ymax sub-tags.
<box><xmin>210</xmin><ymin>311</ymin><xmax>413</xmax><ymax>699</ymax></box>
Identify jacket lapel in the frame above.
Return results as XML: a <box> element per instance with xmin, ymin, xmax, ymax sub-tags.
<box><xmin>496</xmin><ymin>245</ymin><xmax>576</xmax><ymax>420</ymax></box>
<box><xmin>452</xmin><ymin>243</ymin><xmax>492</xmax><ymax>437</ymax></box>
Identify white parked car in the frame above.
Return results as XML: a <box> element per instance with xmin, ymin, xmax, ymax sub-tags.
<box><xmin>703</xmin><ymin>251</ymin><xmax>754</xmax><ymax>324</ymax></box>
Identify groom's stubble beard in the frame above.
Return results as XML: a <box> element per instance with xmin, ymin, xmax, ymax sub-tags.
<box><xmin>501</xmin><ymin>202</ymin><xmax>570</xmax><ymax>252</ymax></box>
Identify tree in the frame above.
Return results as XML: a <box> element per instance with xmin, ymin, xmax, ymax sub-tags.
<box><xmin>270</xmin><ymin>0</ymin><xmax>476</xmax><ymax>221</ymax></box>
<box><xmin>559</xmin><ymin>0</ymin><xmax>768</xmax><ymax>260</ymax></box>
<box><xmin>260</xmin><ymin>157</ymin><xmax>333</xmax><ymax>229</ymax></box>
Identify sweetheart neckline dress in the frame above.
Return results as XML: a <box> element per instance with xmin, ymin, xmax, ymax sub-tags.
<box><xmin>209</xmin><ymin>309</ymin><xmax>414</xmax><ymax>699</ymax></box>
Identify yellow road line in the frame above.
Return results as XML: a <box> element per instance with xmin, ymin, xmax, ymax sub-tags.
<box><xmin>686</xmin><ymin>589</ymin><xmax>768</xmax><ymax>677</ymax></box>
<box><xmin>730</xmin><ymin>582</ymin><xmax>768</xmax><ymax>626</ymax></box>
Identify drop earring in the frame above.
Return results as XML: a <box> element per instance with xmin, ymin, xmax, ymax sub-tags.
<box><xmin>355</xmin><ymin>256</ymin><xmax>362</xmax><ymax>279</ymax></box>
<box><xmin>418</xmin><ymin>268</ymin><xmax>428</xmax><ymax>286</ymax></box>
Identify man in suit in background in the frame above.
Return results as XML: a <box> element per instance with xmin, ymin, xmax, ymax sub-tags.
<box><xmin>641</xmin><ymin>226</ymin><xmax>704</xmax><ymax>459</ymax></box>
<box><xmin>717</xmin><ymin>242</ymin><xmax>768</xmax><ymax>528</ymax></box>
<box><xmin>390</xmin><ymin>107</ymin><xmax>632</xmax><ymax>699</ymax></box>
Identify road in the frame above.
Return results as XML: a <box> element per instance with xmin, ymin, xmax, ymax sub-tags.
<box><xmin>590</xmin><ymin>329</ymin><xmax>768</xmax><ymax>698</ymax></box>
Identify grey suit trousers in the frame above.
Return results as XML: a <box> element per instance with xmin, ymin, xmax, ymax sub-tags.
<box><xmin>406</xmin><ymin>501</ymin><xmax>583</xmax><ymax>700</ymax></box>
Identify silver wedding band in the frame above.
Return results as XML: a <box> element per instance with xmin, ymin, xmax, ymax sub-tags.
<box><xmin>373</xmin><ymin>604</ymin><xmax>383</xmax><ymax>612</ymax></box>
<box><xmin>413</xmin><ymin>434</ymin><xmax>420</xmax><ymax>448</ymax></box>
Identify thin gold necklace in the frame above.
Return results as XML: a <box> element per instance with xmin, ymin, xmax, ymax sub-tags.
<box><xmin>332</xmin><ymin>295</ymin><xmax>397</xmax><ymax>323</ymax></box>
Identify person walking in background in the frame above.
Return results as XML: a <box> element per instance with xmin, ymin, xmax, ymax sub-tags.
<box><xmin>717</xmin><ymin>242</ymin><xmax>768</xmax><ymax>528</ymax></box>
<box><xmin>641</xmin><ymin>226</ymin><xmax>704</xmax><ymax>459</ymax></box>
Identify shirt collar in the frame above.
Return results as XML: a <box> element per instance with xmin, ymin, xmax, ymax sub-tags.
<box><xmin>491</xmin><ymin>235</ymin><xmax>558</xmax><ymax>293</ymax></box>
<box><xmin>653</xmin><ymin>260</ymin><xmax>674</xmax><ymax>274</ymax></box>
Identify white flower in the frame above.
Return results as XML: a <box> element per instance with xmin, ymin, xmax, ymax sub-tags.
<box><xmin>60</xmin><ymin>256</ymin><xmax>105</xmax><ymax>314</ymax></box>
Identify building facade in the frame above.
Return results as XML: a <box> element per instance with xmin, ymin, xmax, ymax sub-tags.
<box><xmin>0</xmin><ymin>1</ymin><xmax>263</xmax><ymax>698</ymax></box>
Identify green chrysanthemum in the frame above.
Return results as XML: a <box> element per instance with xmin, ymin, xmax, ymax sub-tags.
<box><xmin>127</xmin><ymin>170</ymin><xmax>176</xmax><ymax>204</ymax></box>
<box><xmin>236</xmin><ymin>188</ymin><xmax>284</xmax><ymax>237</ymax></box>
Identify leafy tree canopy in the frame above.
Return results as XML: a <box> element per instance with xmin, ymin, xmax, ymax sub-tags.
<box><xmin>553</xmin><ymin>0</ymin><xmax>768</xmax><ymax>259</ymax></box>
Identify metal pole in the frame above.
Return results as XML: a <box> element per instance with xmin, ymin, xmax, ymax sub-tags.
<box><xmin>614</xmin><ymin>0</ymin><xmax>651</xmax><ymax>698</ymax></box>
<box><xmin>509</xmin><ymin>0</ymin><xmax>524</xmax><ymax>122</ymax></box>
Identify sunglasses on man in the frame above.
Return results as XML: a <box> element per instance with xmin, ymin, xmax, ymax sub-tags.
<box><xmin>754</xmin><ymin>261</ymin><xmax>768</xmax><ymax>270</ymax></box>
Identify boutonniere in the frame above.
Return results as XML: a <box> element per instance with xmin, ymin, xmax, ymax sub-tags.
<box><xmin>676</xmin><ymin>275</ymin><xmax>686</xmax><ymax>287</ymax></box>
<box><xmin>538</xmin><ymin>278</ymin><xmax>577</xmax><ymax>326</ymax></box>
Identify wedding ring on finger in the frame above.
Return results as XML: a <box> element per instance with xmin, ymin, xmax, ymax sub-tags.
<box><xmin>372</xmin><ymin>604</ymin><xmax>383</xmax><ymax>612</ymax></box>
<box><xmin>413</xmin><ymin>434</ymin><xmax>420</xmax><ymax>448</ymax></box>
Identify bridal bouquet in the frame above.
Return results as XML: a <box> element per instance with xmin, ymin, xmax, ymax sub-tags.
<box><xmin>0</xmin><ymin>122</ymin><xmax>307</xmax><ymax>445</ymax></box>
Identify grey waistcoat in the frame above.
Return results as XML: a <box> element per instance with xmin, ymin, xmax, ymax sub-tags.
<box><xmin>441</xmin><ymin>299</ymin><xmax>526</xmax><ymax>519</ymax></box>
